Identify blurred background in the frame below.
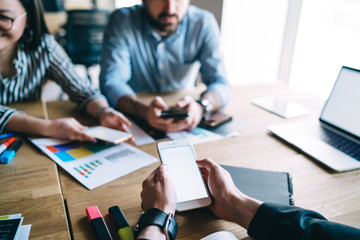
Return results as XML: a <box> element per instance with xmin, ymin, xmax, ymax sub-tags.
<box><xmin>42</xmin><ymin>0</ymin><xmax>360</xmax><ymax>100</ymax></box>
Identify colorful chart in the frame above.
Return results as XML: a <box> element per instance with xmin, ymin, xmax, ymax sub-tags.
<box><xmin>73</xmin><ymin>160</ymin><xmax>103</xmax><ymax>178</ymax></box>
<box><xmin>189</xmin><ymin>128</ymin><xmax>209</xmax><ymax>137</ymax></box>
<box><xmin>45</xmin><ymin>141</ymin><xmax>114</xmax><ymax>162</ymax></box>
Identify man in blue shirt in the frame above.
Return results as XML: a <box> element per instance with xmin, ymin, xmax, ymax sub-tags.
<box><xmin>100</xmin><ymin>0</ymin><xmax>231</xmax><ymax>132</ymax></box>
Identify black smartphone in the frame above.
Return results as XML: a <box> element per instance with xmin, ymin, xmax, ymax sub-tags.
<box><xmin>160</xmin><ymin>107</ymin><xmax>189</xmax><ymax>120</ymax></box>
<box><xmin>200</xmin><ymin>111</ymin><xmax>232</xmax><ymax>128</ymax></box>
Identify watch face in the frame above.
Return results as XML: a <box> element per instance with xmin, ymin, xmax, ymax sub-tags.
<box><xmin>198</xmin><ymin>99</ymin><xmax>212</xmax><ymax>111</ymax></box>
<box><xmin>203</xmin><ymin>99</ymin><xmax>213</xmax><ymax>112</ymax></box>
<box><xmin>201</xmin><ymin>99</ymin><xmax>210</xmax><ymax>106</ymax></box>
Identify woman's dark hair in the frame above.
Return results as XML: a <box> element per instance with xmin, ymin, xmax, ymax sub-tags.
<box><xmin>19</xmin><ymin>0</ymin><xmax>49</xmax><ymax>50</ymax></box>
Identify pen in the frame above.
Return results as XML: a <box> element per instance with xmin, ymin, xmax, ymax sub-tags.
<box><xmin>0</xmin><ymin>132</ymin><xmax>15</xmax><ymax>140</ymax></box>
<box><xmin>0</xmin><ymin>140</ymin><xmax>23</xmax><ymax>164</ymax></box>
<box><xmin>86</xmin><ymin>206</ymin><xmax>113</xmax><ymax>240</ymax></box>
<box><xmin>0</xmin><ymin>137</ymin><xmax>16</xmax><ymax>156</ymax></box>
<box><xmin>109</xmin><ymin>206</ymin><xmax>134</xmax><ymax>240</ymax></box>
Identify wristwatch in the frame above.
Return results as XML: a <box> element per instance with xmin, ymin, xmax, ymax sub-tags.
<box><xmin>196</xmin><ymin>99</ymin><xmax>213</xmax><ymax>120</ymax></box>
<box><xmin>134</xmin><ymin>208</ymin><xmax>178</xmax><ymax>240</ymax></box>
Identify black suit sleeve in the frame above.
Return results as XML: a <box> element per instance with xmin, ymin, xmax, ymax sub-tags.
<box><xmin>248</xmin><ymin>202</ymin><xmax>360</xmax><ymax>240</ymax></box>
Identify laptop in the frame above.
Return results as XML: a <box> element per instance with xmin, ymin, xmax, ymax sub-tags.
<box><xmin>268</xmin><ymin>66</ymin><xmax>360</xmax><ymax>172</ymax></box>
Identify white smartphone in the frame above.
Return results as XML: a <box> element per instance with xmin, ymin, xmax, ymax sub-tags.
<box><xmin>157</xmin><ymin>140</ymin><xmax>211</xmax><ymax>212</ymax></box>
<box><xmin>83</xmin><ymin>126</ymin><xmax>132</xmax><ymax>144</ymax></box>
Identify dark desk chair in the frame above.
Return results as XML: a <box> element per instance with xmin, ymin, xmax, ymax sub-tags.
<box><xmin>64</xmin><ymin>9</ymin><xmax>110</xmax><ymax>83</ymax></box>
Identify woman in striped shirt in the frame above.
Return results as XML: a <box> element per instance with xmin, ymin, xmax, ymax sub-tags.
<box><xmin>0</xmin><ymin>0</ymin><xmax>131</xmax><ymax>141</ymax></box>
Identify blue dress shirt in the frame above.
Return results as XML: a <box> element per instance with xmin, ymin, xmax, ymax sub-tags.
<box><xmin>100</xmin><ymin>4</ymin><xmax>231</xmax><ymax>108</ymax></box>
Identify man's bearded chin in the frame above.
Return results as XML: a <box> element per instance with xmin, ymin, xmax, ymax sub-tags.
<box><xmin>147</xmin><ymin>11</ymin><xmax>180</xmax><ymax>36</ymax></box>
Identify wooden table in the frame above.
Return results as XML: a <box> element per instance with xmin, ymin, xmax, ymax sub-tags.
<box><xmin>2</xmin><ymin>83</ymin><xmax>360</xmax><ymax>239</ymax></box>
<box><xmin>0</xmin><ymin>101</ymin><xmax>70</xmax><ymax>239</ymax></box>
<box><xmin>46</xmin><ymin>83</ymin><xmax>360</xmax><ymax>239</ymax></box>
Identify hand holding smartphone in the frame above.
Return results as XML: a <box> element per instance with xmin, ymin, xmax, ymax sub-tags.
<box><xmin>157</xmin><ymin>140</ymin><xmax>211</xmax><ymax>212</ymax></box>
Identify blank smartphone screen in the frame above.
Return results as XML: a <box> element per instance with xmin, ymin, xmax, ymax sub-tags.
<box><xmin>160</xmin><ymin>146</ymin><xmax>208</xmax><ymax>203</ymax></box>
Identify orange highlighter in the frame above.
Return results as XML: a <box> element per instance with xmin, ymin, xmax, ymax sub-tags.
<box><xmin>109</xmin><ymin>206</ymin><xmax>134</xmax><ymax>240</ymax></box>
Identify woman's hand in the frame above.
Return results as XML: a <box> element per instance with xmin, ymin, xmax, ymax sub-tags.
<box><xmin>46</xmin><ymin>117</ymin><xmax>95</xmax><ymax>142</ymax></box>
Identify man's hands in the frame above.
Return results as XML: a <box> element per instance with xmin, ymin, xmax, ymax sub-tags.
<box><xmin>86</xmin><ymin>98</ymin><xmax>132</xmax><ymax>134</ymax></box>
<box><xmin>176</xmin><ymin>95</ymin><xmax>203</xmax><ymax>130</ymax></box>
<box><xmin>141</xmin><ymin>164</ymin><xmax>177</xmax><ymax>215</ymax></box>
<box><xmin>197</xmin><ymin>158</ymin><xmax>245</xmax><ymax>221</ymax></box>
<box><xmin>197</xmin><ymin>158</ymin><xmax>262</xmax><ymax>229</ymax></box>
<box><xmin>138</xmin><ymin>164</ymin><xmax>176</xmax><ymax>240</ymax></box>
<box><xmin>139</xmin><ymin>158</ymin><xmax>262</xmax><ymax>233</ymax></box>
<box><xmin>147</xmin><ymin>96</ymin><xmax>203</xmax><ymax>132</ymax></box>
<box><xmin>147</xmin><ymin>96</ymin><xmax>174</xmax><ymax>131</ymax></box>
<box><xmin>117</xmin><ymin>93</ymin><xmax>220</xmax><ymax>133</ymax></box>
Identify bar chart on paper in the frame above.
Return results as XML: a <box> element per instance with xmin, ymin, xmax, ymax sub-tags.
<box><xmin>45</xmin><ymin>141</ymin><xmax>114</xmax><ymax>162</ymax></box>
<box><xmin>73</xmin><ymin>160</ymin><xmax>103</xmax><ymax>179</ymax></box>
<box><xmin>45</xmin><ymin>141</ymin><xmax>114</xmax><ymax>179</ymax></box>
<box><xmin>31</xmin><ymin>138</ymin><xmax>157</xmax><ymax>189</ymax></box>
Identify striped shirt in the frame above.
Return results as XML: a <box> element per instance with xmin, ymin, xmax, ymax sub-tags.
<box><xmin>0</xmin><ymin>34</ymin><xmax>104</xmax><ymax>133</ymax></box>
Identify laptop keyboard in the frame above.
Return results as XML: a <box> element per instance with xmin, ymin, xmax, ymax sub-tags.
<box><xmin>319</xmin><ymin>127</ymin><xmax>360</xmax><ymax>161</ymax></box>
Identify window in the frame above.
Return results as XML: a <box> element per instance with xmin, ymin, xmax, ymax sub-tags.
<box><xmin>289</xmin><ymin>0</ymin><xmax>360</xmax><ymax>99</ymax></box>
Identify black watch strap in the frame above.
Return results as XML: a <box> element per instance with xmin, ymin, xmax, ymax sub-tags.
<box><xmin>135</xmin><ymin>208</ymin><xmax>178</xmax><ymax>240</ymax></box>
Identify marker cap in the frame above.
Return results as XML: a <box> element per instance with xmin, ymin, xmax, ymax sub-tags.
<box><xmin>2</xmin><ymin>137</ymin><xmax>16</xmax><ymax>147</ymax></box>
<box><xmin>0</xmin><ymin>151</ymin><xmax>15</xmax><ymax>164</ymax></box>
<box><xmin>0</xmin><ymin>140</ymin><xmax>22</xmax><ymax>164</ymax></box>
<box><xmin>86</xmin><ymin>206</ymin><xmax>102</xmax><ymax>221</ymax></box>
<box><xmin>109</xmin><ymin>206</ymin><xmax>130</xmax><ymax>229</ymax></box>
<box><xmin>86</xmin><ymin>206</ymin><xmax>113</xmax><ymax>240</ymax></box>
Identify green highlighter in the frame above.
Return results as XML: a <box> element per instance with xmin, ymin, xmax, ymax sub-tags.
<box><xmin>109</xmin><ymin>206</ymin><xmax>134</xmax><ymax>240</ymax></box>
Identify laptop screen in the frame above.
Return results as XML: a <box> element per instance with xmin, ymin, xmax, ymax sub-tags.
<box><xmin>320</xmin><ymin>66</ymin><xmax>360</xmax><ymax>138</ymax></box>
